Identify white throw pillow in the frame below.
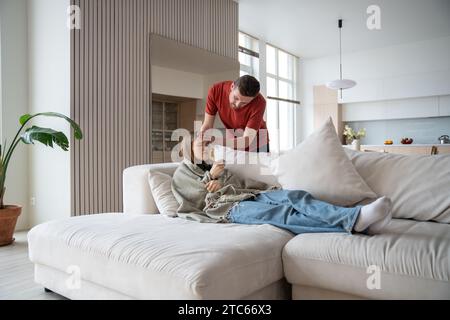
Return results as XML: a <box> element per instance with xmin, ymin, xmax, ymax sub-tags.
<box><xmin>270</xmin><ymin>118</ymin><xmax>377</xmax><ymax>206</ymax></box>
<box><xmin>148</xmin><ymin>170</ymin><xmax>179</xmax><ymax>217</ymax></box>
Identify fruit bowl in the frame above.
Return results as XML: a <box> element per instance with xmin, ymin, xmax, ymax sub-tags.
<box><xmin>401</xmin><ymin>138</ymin><xmax>414</xmax><ymax>145</ymax></box>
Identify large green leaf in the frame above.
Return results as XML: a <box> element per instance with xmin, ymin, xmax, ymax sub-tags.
<box><xmin>19</xmin><ymin>114</ymin><xmax>32</xmax><ymax>126</ymax></box>
<box><xmin>19</xmin><ymin>112</ymin><xmax>83</xmax><ymax>140</ymax></box>
<box><xmin>20</xmin><ymin>126</ymin><xmax>69</xmax><ymax>151</ymax></box>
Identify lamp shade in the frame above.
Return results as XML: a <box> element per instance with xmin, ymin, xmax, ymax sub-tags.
<box><xmin>326</xmin><ymin>79</ymin><xmax>357</xmax><ymax>90</ymax></box>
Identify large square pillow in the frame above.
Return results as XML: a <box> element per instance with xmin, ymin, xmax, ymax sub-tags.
<box><xmin>345</xmin><ymin>148</ymin><xmax>450</xmax><ymax>223</ymax></box>
<box><xmin>270</xmin><ymin>118</ymin><xmax>377</xmax><ymax>206</ymax></box>
<box><xmin>148</xmin><ymin>170</ymin><xmax>179</xmax><ymax>217</ymax></box>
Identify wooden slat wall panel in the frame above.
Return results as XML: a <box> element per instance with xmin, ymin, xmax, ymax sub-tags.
<box><xmin>71</xmin><ymin>0</ymin><xmax>238</xmax><ymax>216</ymax></box>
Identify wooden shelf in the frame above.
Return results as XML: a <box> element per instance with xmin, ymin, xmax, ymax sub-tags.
<box><xmin>151</xmin><ymin>97</ymin><xmax>197</xmax><ymax>164</ymax></box>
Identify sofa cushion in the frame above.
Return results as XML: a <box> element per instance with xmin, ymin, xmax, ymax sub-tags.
<box><xmin>283</xmin><ymin>219</ymin><xmax>450</xmax><ymax>299</ymax></box>
<box><xmin>28</xmin><ymin>214</ymin><xmax>293</xmax><ymax>299</ymax></box>
<box><xmin>345</xmin><ymin>149</ymin><xmax>450</xmax><ymax>223</ymax></box>
<box><xmin>271</xmin><ymin>118</ymin><xmax>377</xmax><ymax>206</ymax></box>
<box><xmin>148</xmin><ymin>170</ymin><xmax>179</xmax><ymax>217</ymax></box>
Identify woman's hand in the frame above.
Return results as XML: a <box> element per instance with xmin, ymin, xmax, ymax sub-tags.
<box><xmin>205</xmin><ymin>180</ymin><xmax>223</xmax><ymax>193</ymax></box>
<box><xmin>210</xmin><ymin>162</ymin><xmax>225</xmax><ymax>180</ymax></box>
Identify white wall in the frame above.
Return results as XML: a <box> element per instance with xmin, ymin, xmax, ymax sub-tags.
<box><xmin>151</xmin><ymin>66</ymin><xmax>205</xmax><ymax>99</ymax></box>
<box><xmin>28</xmin><ymin>0</ymin><xmax>71</xmax><ymax>227</ymax></box>
<box><xmin>0</xmin><ymin>0</ymin><xmax>30</xmax><ymax>231</ymax></box>
<box><xmin>300</xmin><ymin>36</ymin><xmax>450</xmax><ymax>141</ymax></box>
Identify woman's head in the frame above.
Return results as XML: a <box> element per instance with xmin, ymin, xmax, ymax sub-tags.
<box><xmin>182</xmin><ymin>135</ymin><xmax>214</xmax><ymax>164</ymax></box>
<box><xmin>193</xmin><ymin>136</ymin><xmax>216</xmax><ymax>164</ymax></box>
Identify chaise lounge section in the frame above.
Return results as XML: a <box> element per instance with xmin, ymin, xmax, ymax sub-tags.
<box><xmin>28</xmin><ymin>163</ymin><xmax>293</xmax><ymax>300</ymax></box>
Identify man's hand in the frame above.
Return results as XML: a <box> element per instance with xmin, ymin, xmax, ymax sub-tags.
<box><xmin>205</xmin><ymin>180</ymin><xmax>222</xmax><ymax>193</ymax></box>
<box><xmin>210</xmin><ymin>162</ymin><xmax>225</xmax><ymax>180</ymax></box>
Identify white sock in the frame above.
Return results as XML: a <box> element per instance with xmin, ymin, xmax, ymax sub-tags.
<box><xmin>367</xmin><ymin>211</ymin><xmax>392</xmax><ymax>235</ymax></box>
<box><xmin>354</xmin><ymin>197</ymin><xmax>392</xmax><ymax>233</ymax></box>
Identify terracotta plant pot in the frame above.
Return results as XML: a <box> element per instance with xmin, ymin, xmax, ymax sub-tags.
<box><xmin>0</xmin><ymin>205</ymin><xmax>22</xmax><ymax>247</ymax></box>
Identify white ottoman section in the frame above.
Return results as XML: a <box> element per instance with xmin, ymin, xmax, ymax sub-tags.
<box><xmin>28</xmin><ymin>213</ymin><xmax>293</xmax><ymax>300</ymax></box>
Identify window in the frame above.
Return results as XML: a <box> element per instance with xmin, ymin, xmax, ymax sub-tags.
<box><xmin>238</xmin><ymin>32</ymin><xmax>300</xmax><ymax>153</ymax></box>
<box><xmin>266</xmin><ymin>45</ymin><xmax>298</xmax><ymax>153</ymax></box>
<box><xmin>238</xmin><ymin>32</ymin><xmax>259</xmax><ymax>78</ymax></box>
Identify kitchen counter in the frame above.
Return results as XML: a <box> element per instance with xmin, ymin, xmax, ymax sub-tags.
<box><xmin>356</xmin><ymin>144</ymin><xmax>450</xmax><ymax>155</ymax></box>
<box><xmin>362</xmin><ymin>144</ymin><xmax>450</xmax><ymax>147</ymax></box>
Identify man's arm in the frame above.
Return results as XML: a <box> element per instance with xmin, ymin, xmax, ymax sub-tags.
<box><xmin>200</xmin><ymin>113</ymin><xmax>216</xmax><ymax>134</ymax></box>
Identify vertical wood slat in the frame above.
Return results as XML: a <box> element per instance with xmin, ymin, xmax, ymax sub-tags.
<box><xmin>71</xmin><ymin>0</ymin><xmax>238</xmax><ymax>216</ymax></box>
<box><xmin>70</xmin><ymin>0</ymin><xmax>76</xmax><ymax>216</ymax></box>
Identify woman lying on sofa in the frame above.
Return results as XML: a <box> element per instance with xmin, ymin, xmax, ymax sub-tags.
<box><xmin>171</xmin><ymin>136</ymin><xmax>392</xmax><ymax>235</ymax></box>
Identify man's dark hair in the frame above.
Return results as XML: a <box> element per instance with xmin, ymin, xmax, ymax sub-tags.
<box><xmin>234</xmin><ymin>75</ymin><xmax>260</xmax><ymax>97</ymax></box>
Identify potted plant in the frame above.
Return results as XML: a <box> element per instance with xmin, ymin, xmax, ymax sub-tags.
<box><xmin>343</xmin><ymin>125</ymin><xmax>366</xmax><ymax>151</ymax></box>
<box><xmin>0</xmin><ymin>112</ymin><xmax>82</xmax><ymax>246</ymax></box>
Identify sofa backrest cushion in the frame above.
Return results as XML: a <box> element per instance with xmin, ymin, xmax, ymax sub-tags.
<box><xmin>270</xmin><ymin>118</ymin><xmax>377</xmax><ymax>206</ymax></box>
<box><xmin>345</xmin><ymin>149</ymin><xmax>450</xmax><ymax>223</ymax></box>
<box><xmin>148</xmin><ymin>170</ymin><xmax>179</xmax><ymax>217</ymax></box>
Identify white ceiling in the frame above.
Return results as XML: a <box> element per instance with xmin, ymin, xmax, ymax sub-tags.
<box><xmin>239</xmin><ymin>0</ymin><xmax>450</xmax><ymax>59</ymax></box>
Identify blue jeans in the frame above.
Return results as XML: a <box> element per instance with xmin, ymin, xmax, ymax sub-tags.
<box><xmin>228</xmin><ymin>190</ymin><xmax>361</xmax><ymax>235</ymax></box>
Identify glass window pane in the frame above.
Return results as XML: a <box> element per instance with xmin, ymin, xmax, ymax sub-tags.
<box><xmin>278</xmin><ymin>81</ymin><xmax>287</xmax><ymax>99</ymax></box>
<box><xmin>165</xmin><ymin>103</ymin><xmax>178</xmax><ymax>131</ymax></box>
<box><xmin>290</xmin><ymin>55</ymin><xmax>296</xmax><ymax>82</ymax></box>
<box><xmin>240</xmin><ymin>70</ymin><xmax>248</xmax><ymax>77</ymax></box>
<box><xmin>239</xmin><ymin>32</ymin><xmax>246</xmax><ymax>48</ymax></box>
<box><xmin>240</xmin><ymin>55</ymin><xmax>259</xmax><ymax>78</ymax></box>
<box><xmin>152</xmin><ymin>101</ymin><xmax>163</xmax><ymax>130</ymax></box>
<box><xmin>239</xmin><ymin>32</ymin><xmax>259</xmax><ymax>53</ymax></box>
<box><xmin>278</xmin><ymin>50</ymin><xmax>289</xmax><ymax>79</ymax></box>
<box><xmin>252</xmin><ymin>40</ymin><xmax>260</xmax><ymax>54</ymax></box>
<box><xmin>266</xmin><ymin>45</ymin><xmax>276</xmax><ymax>75</ymax></box>
<box><xmin>279</xmin><ymin>102</ymin><xmax>294</xmax><ymax>151</ymax></box>
<box><xmin>278</xmin><ymin>80</ymin><xmax>293</xmax><ymax>100</ymax></box>
<box><xmin>266</xmin><ymin>99</ymin><xmax>279</xmax><ymax>153</ymax></box>
<box><xmin>251</xmin><ymin>56</ymin><xmax>260</xmax><ymax>79</ymax></box>
<box><xmin>267</xmin><ymin>77</ymin><xmax>277</xmax><ymax>97</ymax></box>
<box><xmin>239</xmin><ymin>52</ymin><xmax>251</xmax><ymax>67</ymax></box>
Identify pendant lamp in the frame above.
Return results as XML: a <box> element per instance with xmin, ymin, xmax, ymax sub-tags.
<box><xmin>326</xmin><ymin>19</ymin><xmax>356</xmax><ymax>98</ymax></box>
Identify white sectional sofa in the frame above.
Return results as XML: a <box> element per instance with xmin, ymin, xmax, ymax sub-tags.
<box><xmin>28</xmin><ymin>153</ymin><xmax>450</xmax><ymax>300</ymax></box>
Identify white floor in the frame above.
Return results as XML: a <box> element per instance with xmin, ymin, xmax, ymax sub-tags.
<box><xmin>0</xmin><ymin>231</ymin><xmax>65</xmax><ymax>300</ymax></box>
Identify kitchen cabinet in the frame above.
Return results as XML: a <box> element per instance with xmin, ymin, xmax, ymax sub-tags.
<box><xmin>313</xmin><ymin>85</ymin><xmax>343</xmax><ymax>142</ymax></box>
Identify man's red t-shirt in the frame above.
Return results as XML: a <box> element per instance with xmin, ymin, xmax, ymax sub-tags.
<box><xmin>205</xmin><ymin>81</ymin><xmax>269</xmax><ymax>151</ymax></box>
